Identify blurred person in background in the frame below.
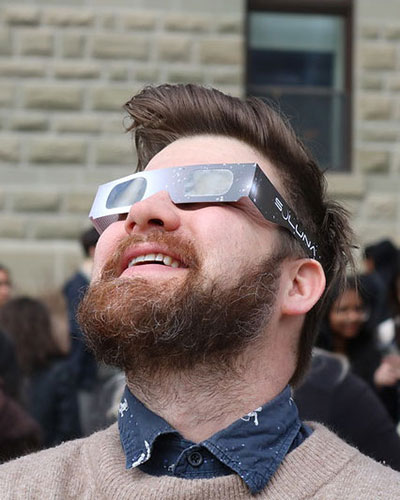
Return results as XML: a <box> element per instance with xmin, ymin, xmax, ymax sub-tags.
<box><xmin>0</xmin><ymin>330</ymin><xmax>42</xmax><ymax>463</ymax></box>
<box><xmin>0</xmin><ymin>322</ymin><xmax>20</xmax><ymax>402</ymax></box>
<box><xmin>317</xmin><ymin>275</ymin><xmax>400</xmax><ymax>423</ymax></box>
<box><xmin>295</xmin><ymin>348</ymin><xmax>400</xmax><ymax>470</ymax></box>
<box><xmin>40</xmin><ymin>291</ymin><xmax>71</xmax><ymax>358</ymax></box>
<box><xmin>0</xmin><ymin>265</ymin><xmax>12</xmax><ymax>309</ymax></box>
<box><xmin>364</xmin><ymin>239</ymin><xmax>399</xmax><ymax>346</ymax></box>
<box><xmin>0</xmin><ymin>297</ymin><xmax>81</xmax><ymax>448</ymax></box>
<box><xmin>63</xmin><ymin>227</ymin><xmax>100</xmax><ymax>435</ymax></box>
<box><xmin>382</xmin><ymin>252</ymin><xmax>400</xmax><ymax>351</ymax></box>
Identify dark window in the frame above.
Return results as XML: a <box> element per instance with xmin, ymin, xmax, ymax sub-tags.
<box><xmin>247</xmin><ymin>0</ymin><xmax>353</xmax><ymax>172</ymax></box>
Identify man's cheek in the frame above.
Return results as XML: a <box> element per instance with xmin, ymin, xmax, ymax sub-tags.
<box><xmin>94</xmin><ymin>229</ymin><xmax>121</xmax><ymax>267</ymax></box>
<box><xmin>92</xmin><ymin>246</ymin><xmax>110</xmax><ymax>280</ymax></box>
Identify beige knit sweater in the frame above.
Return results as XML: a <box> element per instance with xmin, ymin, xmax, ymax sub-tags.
<box><xmin>0</xmin><ymin>422</ymin><xmax>399</xmax><ymax>499</ymax></box>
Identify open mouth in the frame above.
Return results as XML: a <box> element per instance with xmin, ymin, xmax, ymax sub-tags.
<box><xmin>128</xmin><ymin>253</ymin><xmax>183</xmax><ymax>269</ymax></box>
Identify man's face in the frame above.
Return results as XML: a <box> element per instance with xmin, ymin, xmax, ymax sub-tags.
<box><xmin>79</xmin><ymin>136</ymin><xmax>286</xmax><ymax>372</ymax></box>
<box><xmin>92</xmin><ymin>136</ymin><xmax>284</xmax><ymax>284</ymax></box>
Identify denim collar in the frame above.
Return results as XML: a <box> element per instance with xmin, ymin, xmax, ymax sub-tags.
<box><xmin>118</xmin><ymin>385</ymin><xmax>307</xmax><ymax>494</ymax></box>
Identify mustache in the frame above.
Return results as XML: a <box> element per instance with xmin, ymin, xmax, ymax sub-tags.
<box><xmin>100</xmin><ymin>231</ymin><xmax>201</xmax><ymax>280</ymax></box>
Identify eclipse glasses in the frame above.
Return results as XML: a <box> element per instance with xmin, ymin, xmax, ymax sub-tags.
<box><xmin>89</xmin><ymin>163</ymin><xmax>319</xmax><ymax>260</ymax></box>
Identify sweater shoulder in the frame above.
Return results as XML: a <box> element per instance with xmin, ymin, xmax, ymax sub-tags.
<box><xmin>0</xmin><ymin>424</ymin><xmax>119</xmax><ymax>499</ymax></box>
<box><xmin>1</xmin><ymin>422</ymin><xmax>399</xmax><ymax>499</ymax></box>
<box><xmin>265</xmin><ymin>423</ymin><xmax>400</xmax><ymax>499</ymax></box>
<box><xmin>317</xmin><ymin>443</ymin><xmax>400</xmax><ymax>499</ymax></box>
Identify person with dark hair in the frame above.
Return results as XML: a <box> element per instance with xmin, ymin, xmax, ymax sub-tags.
<box><xmin>317</xmin><ymin>275</ymin><xmax>400</xmax><ymax>422</ymax></box>
<box><xmin>0</xmin><ymin>330</ymin><xmax>42</xmax><ymax>463</ymax></box>
<box><xmin>80</xmin><ymin>226</ymin><xmax>100</xmax><ymax>259</ymax></box>
<box><xmin>364</xmin><ymin>239</ymin><xmax>398</xmax><ymax>293</ymax></box>
<box><xmin>364</xmin><ymin>239</ymin><xmax>399</xmax><ymax>345</ymax></box>
<box><xmin>0</xmin><ymin>322</ymin><xmax>20</xmax><ymax>401</ymax></box>
<box><xmin>0</xmin><ymin>265</ymin><xmax>12</xmax><ymax>309</ymax></box>
<box><xmin>388</xmin><ymin>252</ymin><xmax>400</xmax><ymax>347</ymax></box>
<box><xmin>63</xmin><ymin>227</ymin><xmax>100</xmax><ymax>435</ymax></box>
<box><xmin>0</xmin><ymin>297</ymin><xmax>81</xmax><ymax>448</ymax></box>
<box><xmin>1</xmin><ymin>84</ymin><xmax>399</xmax><ymax>497</ymax></box>
<box><xmin>295</xmin><ymin>348</ymin><xmax>400</xmax><ymax>470</ymax></box>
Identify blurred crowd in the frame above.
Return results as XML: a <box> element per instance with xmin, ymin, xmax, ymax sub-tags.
<box><xmin>2</xmin><ymin>234</ymin><xmax>400</xmax><ymax>469</ymax></box>
<box><xmin>295</xmin><ymin>238</ymin><xmax>400</xmax><ymax>469</ymax></box>
<box><xmin>0</xmin><ymin>228</ymin><xmax>123</xmax><ymax>463</ymax></box>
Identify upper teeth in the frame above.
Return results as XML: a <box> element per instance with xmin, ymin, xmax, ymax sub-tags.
<box><xmin>128</xmin><ymin>253</ymin><xmax>181</xmax><ymax>268</ymax></box>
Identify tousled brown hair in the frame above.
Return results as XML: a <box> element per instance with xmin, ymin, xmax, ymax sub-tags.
<box><xmin>124</xmin><ymin>83</ymin><xmax>354</xmax><ymax>385</ymax></box>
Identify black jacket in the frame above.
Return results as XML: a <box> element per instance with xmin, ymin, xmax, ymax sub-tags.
<box><xmin>63</xmin><ymin>271</ymin><xmax>97</xmax><ymax>391</ymax></box>
<box><xmin>24</xmin><ymin>357</ymin><xmax>81</xmax><ymax>447</ymax></box>
<box><xmin>295</xmin><ymin>350</ymin><xmax>400</xmax><ymax>471</ymax></box>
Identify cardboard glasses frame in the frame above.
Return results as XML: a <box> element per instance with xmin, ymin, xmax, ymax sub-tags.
<box><xmin>89</xmin><ymin>163</ymin><xmax>319</xmax><ymax>260</ymax></box>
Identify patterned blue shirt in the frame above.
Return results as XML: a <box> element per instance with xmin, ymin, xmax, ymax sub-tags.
<box><xmin>118</xmin><ymin>385</ymin><xmax>311</xmax><ymax>494</ymax></box>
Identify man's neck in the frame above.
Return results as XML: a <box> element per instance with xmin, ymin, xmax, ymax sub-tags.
<box><xmin>126</xmin><ymin>342</ymin><xmax>293</xmax><ymax>442</ymax></box>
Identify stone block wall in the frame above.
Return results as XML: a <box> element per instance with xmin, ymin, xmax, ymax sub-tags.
<box><xmin>0</xmin><ymin>0</ymin><xmax>243</xmax><ymax>294</ymax></box>
<box><xmin>348</xmin><ymin>0</ymin><xmax>400</xmax><ymax>248</ymax></box>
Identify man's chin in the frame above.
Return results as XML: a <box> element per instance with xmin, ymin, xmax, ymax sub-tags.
<box><xmin>78</xmin><ymin>254</ymin><xmax>283</xmax><ymax>375</ymax></box>
<box><xmin>77</xmin><ymin>272</ymin><xmax>199</xmax><ymax>371</ymax></box>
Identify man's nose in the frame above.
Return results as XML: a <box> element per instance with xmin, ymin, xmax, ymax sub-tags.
<box><xmin>124</xmin><ymin>190</ymin><xmax>181</xmax><ymax>234</ymax></box>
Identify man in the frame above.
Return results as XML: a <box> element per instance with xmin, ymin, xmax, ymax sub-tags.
<box><xmin>1</xmin><ymin>84</ymin><xmax>399</xmax><ymax>498</ymax></box>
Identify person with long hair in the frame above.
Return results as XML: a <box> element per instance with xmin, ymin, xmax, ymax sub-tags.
<box><xmin>317</xmin><ymin>276</ymin><xmax>400</xmax><ymax>423</ymax></box>
<box><xmin>0</xmin><ymin>297</ymin><xmax>81</xmax><ymax>447</ymax></box>
<box><xmin>0</xmin><ymin>330</ymin><xmax>41</xmax><ymax>463</ymax></box>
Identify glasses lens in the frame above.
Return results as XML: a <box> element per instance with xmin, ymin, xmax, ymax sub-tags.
<box><xmin>184</xmin><ymin>169</ymin><xmax>234</xmax><ymax>197</ymax></box>
<box><xmin>106</xmin><ymin>177</ymin><xmax>147</xmax><ymax>209</ymax></box>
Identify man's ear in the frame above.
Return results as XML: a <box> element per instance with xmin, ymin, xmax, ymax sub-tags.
<box><xmin>281</xmin><ymin>259</ymin><xmax>326</xmax><ymax>316</ymax></box>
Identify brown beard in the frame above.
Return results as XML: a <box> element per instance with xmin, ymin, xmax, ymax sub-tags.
<box><xmin>78</xmin><ymin>231</ymin><xmax>283</xmax><ymax>374</ymax></box>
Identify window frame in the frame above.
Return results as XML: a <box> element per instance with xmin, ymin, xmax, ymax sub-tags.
<box><xmin>246</xmin><ymin>0</ymin><xmax>353</xmax><ymax>172</ymax></box>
